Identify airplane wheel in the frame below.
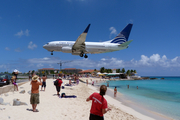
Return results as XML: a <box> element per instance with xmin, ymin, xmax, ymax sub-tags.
<box><xmin>84</xmin><ymin>54</ymin><xmax>88</xmax><ymax>58</ymax></box>
<box><xmin>51</xmin><ymin>52</ymin><xmax>53</xmax><ymax>55</ymax></box>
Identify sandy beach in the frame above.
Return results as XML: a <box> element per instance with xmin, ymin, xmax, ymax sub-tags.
<box><xmin>0</xmin><ymin>77</ymin><xmax>169</xmax><ymax>120</ymax></box>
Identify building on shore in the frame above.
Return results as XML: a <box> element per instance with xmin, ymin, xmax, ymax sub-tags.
<box><xmin>78</xmin><ymin>69</ymin><xmax>96</xmax><ymax>77</ymax></box>
<box><xmin>61</xmin><ymin>68</ymin><xmax>82</xmax><ymax>74</ymax></box>
<box><xmin>38</xmin><ymin>68</ymin><xmax>59</xmax><ymax>74</ymax></box>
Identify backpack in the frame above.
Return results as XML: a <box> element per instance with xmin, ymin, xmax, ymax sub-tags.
<box><xmin>54</xmin><ymin>80</ymin><xmax>59</xmax><ymax>86</ymax></box>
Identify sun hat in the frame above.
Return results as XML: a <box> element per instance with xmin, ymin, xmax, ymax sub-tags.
<box><xmin>58</xmin><ymin>77</ymin><xmax>62</xmax><ymax>79</ymax></box>
<box><xmin>32</xmin><ymin>75</ymin><xmax>39</xmax><ymax>81</ymax></box>
<box><xmin>13</xmin><ymin>69</ymin><xmax>18</xmax><ymax>72</ymax></box>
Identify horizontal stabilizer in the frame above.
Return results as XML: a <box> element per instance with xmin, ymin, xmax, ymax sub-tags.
<box><xmin>119</xmin><ymin>40</ymin><xmax>133</xmax><ymax>47</ymax></box>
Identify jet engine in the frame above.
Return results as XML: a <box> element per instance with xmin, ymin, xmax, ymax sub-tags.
<box><xmin>61</xmin><ymin>47</ymin><xmax>72</xmax><ymax>53</ymax></box>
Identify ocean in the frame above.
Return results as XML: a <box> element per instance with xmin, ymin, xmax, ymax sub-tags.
<box><xmin>99</xmin><ymin>77</ymin><xmax>180</xmax><ymax>120</ymax></box>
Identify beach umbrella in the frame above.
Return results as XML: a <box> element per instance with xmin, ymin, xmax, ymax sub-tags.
<box><xmin>97</xmin><ymin>72</ymin><xmax>101</xmax><ymax>75</ymax></box>
<box><xmin>99</xmin><ymin>74</ymin><xmax>105</xmax><ymax>76</ymax></box>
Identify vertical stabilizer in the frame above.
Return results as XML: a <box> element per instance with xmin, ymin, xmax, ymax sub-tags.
<box><xmin>110</xmin><ymin>23</ymin><xmax>133</xmax><ymax>44</ymax></box>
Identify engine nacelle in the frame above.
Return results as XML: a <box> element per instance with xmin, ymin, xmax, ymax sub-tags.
<box><xmin>61</xmin><ymin>47</ymin><xmax>72</xmax><ymax>53</ymax></box>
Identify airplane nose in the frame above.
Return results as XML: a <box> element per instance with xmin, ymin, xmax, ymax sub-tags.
<box><xmin>43</xmin><ymin>44</ymin><xmax>47</xmax><ymax>49</ymax></box>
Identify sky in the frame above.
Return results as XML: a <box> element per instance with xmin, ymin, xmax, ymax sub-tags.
<box><xmin>0</xmin><ymin>0</ymin><xmax>180</xmax><ymax>76</ymax></box>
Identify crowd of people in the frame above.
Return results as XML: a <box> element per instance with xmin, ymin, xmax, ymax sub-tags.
<box><xmin>11</xmin><ymin>71</ymin><xmax>113</xmax><ymax>119</ymax></box>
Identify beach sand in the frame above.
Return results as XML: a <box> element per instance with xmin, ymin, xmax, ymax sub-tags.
<box><xmin>0</xmin><ymin>77</ymin><xmax>163</xmax><ymax>120</ymax></box>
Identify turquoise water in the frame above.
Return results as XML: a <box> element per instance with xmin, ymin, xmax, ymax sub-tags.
<box><xmin>101</xmin><ymin>77</ymin><xmax>180</xmax><ymax>120</ymax></box>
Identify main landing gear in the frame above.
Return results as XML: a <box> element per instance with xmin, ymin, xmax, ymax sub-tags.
<box><xmin>51</xmin><ymin>51</ymin><xmax>53</xmax><ymax>55</ymax></box>
<box><xmin>80</xmin><ymin>52</ymin><xmax>88</xmax><ymax>58</ymax></box>
<box><xmin>84</xmin><ymin>54</ymin><xmax>88</xmax><ymax>58</ymax></box>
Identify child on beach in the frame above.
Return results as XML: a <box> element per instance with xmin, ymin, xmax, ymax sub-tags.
<box><xmin>86</xmin><ymin>85</ymin><xmax>111</xmax><ymax>120</ymax></box>
<box><xmin>11</xmin><ymin>76</ymin><xmax>18</xmax><ymax>91</ymax></box>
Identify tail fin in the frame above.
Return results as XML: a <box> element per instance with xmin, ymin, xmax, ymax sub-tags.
<box><xmin>110</xmin><ymin>23</ymin><xmax>133</xmax><ymax>44</ymax></box>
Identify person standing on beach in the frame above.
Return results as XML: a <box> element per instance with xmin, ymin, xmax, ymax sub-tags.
<box><xmin>92</xmin><ymin>81</ymin><xmax>94</xmax><ymax>86</ymax></box>
<box><xmin>86</xmin><ymin>85</ymin><xmax>111</xmax><ymax>120</ymax></box>
<box><xmin>11</xmin><ymin>76</ymin><xmax>18</xmax><ymax>91</ymax></box>
<box><xmin>53</xmin><ymin>74</ymin><xmax>55</xmax><ymax>79</ymax></box>
<box><xmin>30</xmin><ymin>75</ymin><xmax>42</xmax><ymax>112</ymax></box>
<box><xmin>107</xmin><ymin>82</ymin><xmax>109</xmax><ymax>87</ymax></box>
<box><xmin>13</xmin><ymin>69</ymin><xmax>18</xmax><ymax>82</ymax></box>
<box><xmin>74</xmin><ymin>74</ymin><xmax>77</xmax><ymax>83</ymax></box>
<box><xmin>41</xmin><ymin>75</ymin><xmax>47</xmax><ymax>91</ymax></box>
<box><xmin>55</xmin><ymin>77</ymin><xmax>63</xmax><ymax>96</ymax></box>
<box><xmin>76</xmin><ymin>75</ymin><xmax>79</xmax><ymax>85</ymax></box>
<box><xmin>86</xmin><ymin>79</ymin><xmax>88</xmax><ymax>85</ymax></box>
<box><xmin>114</xmin><ymin>87</ymin><xmax>117</xmax><ymax>97</ymax></box>
<box><xmin>28</xmin><ymin>71</ymin><xmax>32</xmax><ymax>81</ymax></box>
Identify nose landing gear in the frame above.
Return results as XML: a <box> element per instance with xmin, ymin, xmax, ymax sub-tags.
<box><xmin>51</xmin><ymin>51</ymin><xmax>53</xmax><ymax>55</ymax></box>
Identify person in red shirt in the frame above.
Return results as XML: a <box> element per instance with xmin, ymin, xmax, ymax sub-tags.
<box><xmin>56</xmin><ymin>77</ymin><xmax>63</xmax><ymax>96</ymax></box>
<box><xmin>86</xmin><ymin>85</ymin><xmax>111</xmax><ymax>120</ymax></box>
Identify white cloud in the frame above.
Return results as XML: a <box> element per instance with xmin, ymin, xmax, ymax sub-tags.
<box><xmin>162</xmin><ymin>55</ymin><xmax>167</xmax><ymax>60</ymax></box>
<box><xmin>28</xmin><ymin>41</ymin><xmax>37</xmax><ymax>50</ymax></box>
<box><xmin>1</xmin><ymin>54</ymin><xmax>180</xmax><ymax>75</ymax></box>
<box><xmin>171</xmin><ymin>57</ymin><xmax>178</xmax><ymax>62</ymax></box>
<box><xmin>15</xmin><ymin>30</ymin><xmax>24</xmax><ymax>37</ymax></box>
<box><xmin>37</xmin><ymin>63</ymin><xmax>44</xmax><ymax>68</ymax></box>
<box><xmin>43</xmin><ymin>57</ymin><xmax>50</xmax><ymax>60</ymax></box>
<box><xmin>24</xmin><ymin>54</ymin><xmax>180</xmax><ymax>70</ymax></box>
<box><xmin>15</xmin><ymin>48</ymin><xmax>22</xmax><ymax>52</ymax></box>
<box><xmin>149</xmin><ymin>54</ymin><xmax>160</xmax><ymax>62</ymax></box>
<box><xmin>139</xmin><ymin>55</ymin><xmax>150</xmax><ymax>66</ymax></box>
<box><xmin>0</xmin><ymin>64</ymin><xmax>6</xmax><ymax>68</ymax></box>
<box><xmin>25</xmin><ymin>29</ymin><xmax>30</xmax><ymax>36</ymax></box>
<box><xmin>109</xmin><ymin>27</ymin><xmax>117</xmax><ymax>39</ymax></box>
<box><xmin>101</xmin><ymin>58</ymin><xmax>106</xmax><ymax>61</ymax></box>
<box><xmin>5</xmin><ymin>47</ymin><xmax>10</xmax><ymax>51</ymax></box>
<box><xmin>14</xmin><ymin>29</ymin><xmax>30</xmax><ymax>37</ymax></box>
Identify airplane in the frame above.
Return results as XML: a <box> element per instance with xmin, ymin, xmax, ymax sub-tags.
<box><xmin>43</xmin><ymin>23</ymin><xmax>133</xmax><ymax>58</ymax></box>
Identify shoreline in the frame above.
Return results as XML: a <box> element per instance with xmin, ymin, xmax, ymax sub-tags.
<box><xmin>79</xmin><ymin>77</ymin><xmax>173</xmax><ymax>120</ymax></box>
<box><xmin>105</xmin><ymin>87</ymin><xmax>172</xmax><ymax>120</ymax></box>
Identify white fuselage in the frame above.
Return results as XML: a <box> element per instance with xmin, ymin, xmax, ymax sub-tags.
<box><xmin>43</xmin><ymin>41</ymin><xmax>128</xmax><ymax>55</ymax></box>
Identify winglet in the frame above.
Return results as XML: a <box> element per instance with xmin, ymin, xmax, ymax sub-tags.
<box><xmin>83</xmin><ymin>24</ymin><xmax>91</xmax><ymax>33</ymax></box>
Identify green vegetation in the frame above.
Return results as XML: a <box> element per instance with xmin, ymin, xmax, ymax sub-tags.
<box><xmin>99</xmin><ymin>67</ymin><xmax>137</xmax><ymax>76</ymax></box>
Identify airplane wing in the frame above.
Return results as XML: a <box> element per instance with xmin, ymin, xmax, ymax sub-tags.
<box><xmin>119</xmin><ymin>40</ymin><xmax>133</xmax><ymax>47</ymax></box>
<box><xmin>72</xmin><ymin>24</ymin><xmax>91</xmax><ymax>52</ymax></box>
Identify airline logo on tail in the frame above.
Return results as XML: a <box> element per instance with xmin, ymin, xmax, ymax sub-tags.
<box><xmin>110</xmin><ymin>24</ymin><xmax>133</xmax><ymax>44</ymax></box>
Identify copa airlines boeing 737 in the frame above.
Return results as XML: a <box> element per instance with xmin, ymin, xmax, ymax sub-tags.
<box><xmin>43</xmin><ymin>23</ymin><xmax>133</xmax><ymax>58</ymax></box>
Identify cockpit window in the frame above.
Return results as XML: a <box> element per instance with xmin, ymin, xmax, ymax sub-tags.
<box><xmin>46</xmin><ymin>43</ymin><xmax>49</xmax><ymax>45</ymax></box>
